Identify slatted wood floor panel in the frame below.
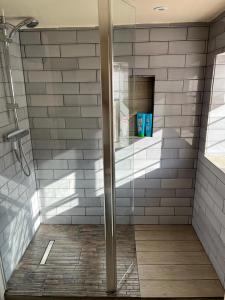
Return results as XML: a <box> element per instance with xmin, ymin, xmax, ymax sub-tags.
<box><xmin>135</xmin><ymin>225</ymin><xmax>224</xmax><ymax>298</ymax></box>
<box><xmin>6</xmin><ymin>225</ymin><xmax>140</xmax><ymax>298</ymax></box>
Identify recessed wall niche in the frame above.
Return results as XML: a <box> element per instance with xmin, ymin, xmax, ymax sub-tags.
<box><xmin>129</xmin><ymin>76</ymin><xmax>155</xmax><ymax>137</ymax></box>
<box><xmin>113</xmin><ymin>66</ymin><xmax>155</xmax><ymax>143</ymax></box>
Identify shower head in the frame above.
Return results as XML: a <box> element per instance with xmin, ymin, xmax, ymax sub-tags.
<box><xmin>25</xmin><ymin>18</ymin><xmax>39</xmax><ymax>28</ymax></box>
<box><xmin>8</xmin><ymin>17</ymin><xmax>39</xmax><ymax>39</ymax></box>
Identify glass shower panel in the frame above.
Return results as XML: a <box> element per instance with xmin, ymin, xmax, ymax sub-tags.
<box><xmin>112</xmin><ymin>0</ymin><xmax>137</xmax><ymax>291</ymax></box>
<box><xmin>98</xmin><ymin>0</ymin><xmax>136</xmax><ymax>293</ymax></box>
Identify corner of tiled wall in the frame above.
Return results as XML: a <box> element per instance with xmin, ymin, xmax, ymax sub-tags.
<box><xmin>20</xmin><ymin>24</ymin><xmax>209</xmax><ymax>226</ymax></box>
<box><xmin>0</xmin><ymin>31</ymin><xmax>40</xmax><ymax>281</ymax></box>
<box><xmin>193</xmin><ymin>12</ymin><xmax>225</xmax><ymax>288</ymax></box>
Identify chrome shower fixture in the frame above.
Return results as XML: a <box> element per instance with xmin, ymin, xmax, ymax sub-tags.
<box><xmin>0</xmin><ymin>13</ymin><xmax>37</xmax><ymax>176</ymax></box>
<box><xmin>0</xmin><ymin>15</ymin><xmax>39</xmax><ymax>42</ymax></box>
<box><xmin>8</xmin><ymin>17</ymin><xmax>39</xmax><ymax>39</ymax></box>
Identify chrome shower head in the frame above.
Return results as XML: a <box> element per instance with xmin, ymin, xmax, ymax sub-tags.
<box><xmin>25</xmin><ymin>18</ymin><xmax>39</xmax><ymax>28</ymax></box>
<box><xmin>8</xmin><ymin>17</ymin><xmax>39</xmax><ymax>39</ymax></box>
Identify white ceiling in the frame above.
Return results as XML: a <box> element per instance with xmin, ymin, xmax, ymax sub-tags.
<box><xmin>0</xmin><ymin>0</ymin><xmax>225</xmax><ymax>28</ymax></box>
<box><xmin>133</xmin><ymin>0</ymin><xmax>225</xmax><ymax>24</ymax></box>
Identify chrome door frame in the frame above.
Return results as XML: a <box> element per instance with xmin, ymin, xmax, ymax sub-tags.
<box><xmin>98</xmin><ymin>0</ymin><xmax>117</xmax><ymax>293</ymax></box>
<box><xmin>0</xmin><ymin>254</ymin><xmax>6</xmax><ymax>300</ymax></box>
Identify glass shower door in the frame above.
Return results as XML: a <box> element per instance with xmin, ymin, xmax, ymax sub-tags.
<box><xmin>98</xmin><ymin>0</ymin><xmax>136</xmax><ymax>294</ymax></box>
<box><xmin>112</xmin><ymin>0</ymin><xmax>137</xmax><ymax>294</ymax></box>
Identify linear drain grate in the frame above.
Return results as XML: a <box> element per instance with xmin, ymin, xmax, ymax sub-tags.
<box><xmin>117</xmin><ymin>261</ymin><xmax>135</xmax><ymax>291</ymax></box>
<box><xmin>40</xmin><ymin>240</ymin><xmax>54</xmax><ymax>265</ymax></box>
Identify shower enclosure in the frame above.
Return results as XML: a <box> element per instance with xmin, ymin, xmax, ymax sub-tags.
<box><xmin>1</xmin><ymin>0</ymin><xmax>225</xmax><ymax>299</ymax></box>
<box><xmin>0</xmin><ymin>0</ymin><xmax>137</xmax><ymax>297</ymax></box>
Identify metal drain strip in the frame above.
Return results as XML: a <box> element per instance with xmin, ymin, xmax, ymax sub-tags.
<box><xmin>117</xmin><ymin>261</ymin><xmax>135</xmax><ymax>291</ymax></box>
<box><xmin>40</xmin><ymin>240</ymin><xmax>54</xmax><ymax>265</ymax></box>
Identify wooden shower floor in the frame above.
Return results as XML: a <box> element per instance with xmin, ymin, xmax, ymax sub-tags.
<box><xmin>5</xmin><ymin>224</ymin><xmax>224</xmax><ymax>299</ymax></box>
<box><xmin>6</xmin><ymin>225</ymin><xmax>140</xmax><ymax>298</ymax></box>
<box><xmin>135</xmin><ymin>225</ymin><xmax>224</xmax><ymax>298</ymax></box>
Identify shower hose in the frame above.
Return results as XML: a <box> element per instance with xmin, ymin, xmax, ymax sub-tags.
<box><xmin>13</xmin><ymin>139</ymin><xmax>31</xmax><ymax>177</ymax></box>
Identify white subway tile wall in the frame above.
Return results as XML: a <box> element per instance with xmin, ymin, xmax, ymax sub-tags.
<box><xmin>193</xmin><ymin>14</ymin><xmax>225</xmax><ymax>288</ymax></box>
<box><xmin>19</xmin><ymin>26</ymin><xmax>208</xmax><ymax>226</ymax></box>
<box><xmin>0</xmin><ymin>33</ymin><xmax>40</xmax><ymax>281</ymax></box>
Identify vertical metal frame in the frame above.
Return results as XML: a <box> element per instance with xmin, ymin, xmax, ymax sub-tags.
<box><xmin>98</xmin><ymin>0</ymin><xmax>117</xmax><ymax>293</ymax></box>
<box><xmin>0</xmin><ymin>255</ymin><xmax>6</xmax><ymax>300</ymax></box>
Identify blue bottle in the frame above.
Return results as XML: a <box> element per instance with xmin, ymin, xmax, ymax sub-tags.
<box><xmin>136</xmin><ymin>113</ymin><xmax>146</xmax><ymax>137</ymax></box>
<box><xmin>145</xmin><ymin>113</ymin><xmax>153</xmax><ymax>137</ymax></box>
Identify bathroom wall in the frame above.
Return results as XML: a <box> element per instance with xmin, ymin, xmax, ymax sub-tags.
<box><xmin>0</xmin><ymin>33</ymin><xmax>39</xmax><ymax>280</ymax></box>
<box><xmin>115</xmin><ymin>25</ymin><xmax>208</xmax><ymax>224</ymax></box>
<box><xmin>20</xmin><ymin>29</ymin><xmax>103</xmax><ymax>224</ymax></box>
<box><xmin>20</xmin><ymin>25</ymin><xmax>208</xmax><ymax>224</ymax></box>
<box><xmin>193</xmin><ymin>13</ymin><xmax>225</xmax><ymax>287</ymax></box>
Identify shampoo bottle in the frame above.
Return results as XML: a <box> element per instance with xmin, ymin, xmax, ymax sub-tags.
<box><xmin>136</xmin><ymin>113</ymin><xmax>146</xmax><ymax>137</ymax></box>
<box><xmin>145</xmin><ymin>113</ymin><xmax>153</xmax><ymax>137</ymax></box>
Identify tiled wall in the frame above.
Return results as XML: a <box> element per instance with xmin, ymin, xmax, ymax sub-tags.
<box><xmin>193</xmin><ymin>14</ymin><xmax>225</xmax><ymax>287</ymax></box>
<box><xmin>115</xmin><ymin>26</ymin><xmax>208</xmax><ymax>224</ymax></box>
<box><xmin>20</xmin><ymin>25</ymin><xmax>208</xmax><ymax>225</ymax></box>
<box><xmin>0</xmin><ymin>33</ymin><xmax>39</xmax><ymax>280</ymax></box>
<box><xmin>21</xmin><ymin>29</ymin><xmax>103</xmax><ymax>225</ymax></box>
